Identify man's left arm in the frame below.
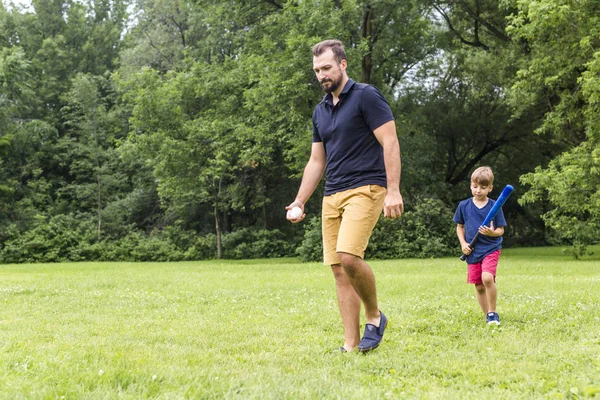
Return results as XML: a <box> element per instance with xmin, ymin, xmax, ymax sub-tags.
<box><xmin>373</xmin><ymin>120</ymin><xmax>403</xmax><ymax>218</ymax></box>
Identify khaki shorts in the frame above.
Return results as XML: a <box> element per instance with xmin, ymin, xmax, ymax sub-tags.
<box><xmin>322</xmin><ymin>184</ymin><xmax>386</xmax><ymax>265</ymax></box>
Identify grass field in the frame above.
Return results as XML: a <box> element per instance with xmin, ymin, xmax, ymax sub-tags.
<box><xmin>1</xmin><ymin>246</ymin><xmax>599</xmax><ymax>399</ymax></box>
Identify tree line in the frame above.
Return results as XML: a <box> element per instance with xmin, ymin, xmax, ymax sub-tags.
<box><xmin>0</xmin><ymin>0</ymin><xmax>598</xmax><ymax>263</ymax></box>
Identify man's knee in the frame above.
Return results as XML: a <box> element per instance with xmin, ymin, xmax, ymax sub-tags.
<box><xmin>338</xmin><ymin>252</ymin><xmax>360</xmax><ymax>266</ymax></box>
<box><xmin>331</xmin><ymin>264</ymin><xmax>345</xmax><ymax>279</ymax></box>
<box><xmin>338</xmin><ymin>252</ymin><xmax>363</xmax><ymax>276</ymax></box>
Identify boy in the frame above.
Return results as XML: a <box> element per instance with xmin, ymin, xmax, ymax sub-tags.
<box><xmin>454</xmin><ymin>166</ymin><xmax>507</xmax><ymax>325</ymax></box>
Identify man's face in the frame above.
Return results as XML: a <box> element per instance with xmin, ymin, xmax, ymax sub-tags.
<box><xmin>313</xmin><ymin>49</ymin><xmax>346</xmax><ymax>94</ymax></box>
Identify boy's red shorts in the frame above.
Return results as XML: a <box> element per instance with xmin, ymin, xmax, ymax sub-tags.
<box><xmin>467</xmin><ymin>250</ymin><xmax>501</xmax><ymax>284</ymax></box>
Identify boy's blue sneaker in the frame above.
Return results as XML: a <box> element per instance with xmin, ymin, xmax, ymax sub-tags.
<box><xmin>486</xmin><ymin>312</ymin><xmax>500</xmax><ymax>326</ymax></box>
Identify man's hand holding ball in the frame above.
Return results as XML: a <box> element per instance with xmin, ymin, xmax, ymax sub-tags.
<box><xmin>286</xmin><ymin>205</ymin><xmax>305</xmax><ymax>223</ymax></box>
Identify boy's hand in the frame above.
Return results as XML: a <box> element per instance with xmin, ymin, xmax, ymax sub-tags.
<box><xmin>479</xmin><ymin>222</ymin><xmax>496</xmax><ymax>237</ymax></box>
<box><xmin>461</xmin><ymin>243</ymin><xmax>472</xmax><ymax>255</ymax></box>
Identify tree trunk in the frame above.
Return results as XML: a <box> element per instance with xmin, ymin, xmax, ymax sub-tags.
<box><xmin>97</xmin><ymin>174</ymin><xmax>102</xmax><ymax>240</ymax></box>
<box><xmin>361</xmin><ymin>6</ymin><xmax>374</xmax><ymax>84</ymax></box>
<box><xmin>215</xmin><ymin>204</ymin><xmax>222</xmax><ymax>259</ymax></box>
<box><xmin>92</xmin><ymin>110</ymin><xmax>102</xmax><ymax>240</ymax></box>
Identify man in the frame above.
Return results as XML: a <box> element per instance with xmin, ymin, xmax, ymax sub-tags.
<box><xmin>286</xmin><ymin>39</ymin><xmax>403</xmax><ymax>353</ymax></box>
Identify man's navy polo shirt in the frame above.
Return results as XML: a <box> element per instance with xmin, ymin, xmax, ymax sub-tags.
<box><xmin>453</xmin><ymin>198</ymin><xmax>507</xmax><ymax>264</ymax></box>
<box><xmin>312</xmin><ymin>79</ymin><xmax>394</xmax><ymax>196</ymax></box>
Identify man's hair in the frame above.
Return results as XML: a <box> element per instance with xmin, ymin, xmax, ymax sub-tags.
<box><xmin>471</xmin><ymin>166</ymin><xmax>494</xmax><ymax>186</ymax></box>
<box><xmin>312</xmin><ymin>39</ymin><xmax>346</xmax><ymax>64</ymax></box>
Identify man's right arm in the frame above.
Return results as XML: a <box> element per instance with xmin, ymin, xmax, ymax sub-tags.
<box><xmin>286</xmin><ymin>142</ymin><xmax>326</xmax><ymax>221</ymax></box>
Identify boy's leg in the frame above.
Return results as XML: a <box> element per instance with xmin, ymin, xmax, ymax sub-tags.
<box><xmin>482</xmin><ymin>272</ymin><xmax>497</xmax><ymax>312</ymax></box>
<box><xmin>474</xmin><ymin>283</ymin><xmax>488</xmax><ymax>314</ymax></box>
<box><xmin>468</xmin><ymin>262</ymin><xmax>487</xmax><ymax>313</ymax></box>
<box><xmin>481</xmin><ymin>250</ymin><xmax>500</xmax><ymax>313</ymax></box>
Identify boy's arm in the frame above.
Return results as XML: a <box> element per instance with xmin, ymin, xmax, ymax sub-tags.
<box><xmin>456</xmin><ymin>224</ymin><xmax>472</xmax><ymax>255</ymax></box>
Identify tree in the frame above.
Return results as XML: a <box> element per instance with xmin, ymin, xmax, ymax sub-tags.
<box><xmin>430</xmin><ymin>0</ymin><xmax>512</xmax><ymax>50</ymax></box>
<box><xmin>116</xmin><ymin>0</ymin><xmax>436</xmax><ymax>258</ymax></box>
<box><xmin>509</xmin><ymin>0</ymin><xmax>600</xmax><ymax>254</ymax></box>
<box><xmin>0</xmin><ymin>46</ymin><xmax>34</xmax><ymax>231</ymax></box>
<box><xmin>61</xmin><ymin>74</ymin><xmax>120</xmax><ymax>239</ymax></box>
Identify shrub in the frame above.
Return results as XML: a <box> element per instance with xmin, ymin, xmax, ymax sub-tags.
<box><xmin>296</xmin><ymin>216</ymin><xmax>323</xmax><ymax>262</ymax></box>
<box><xmin>183</xmin><ymin>233</ymin><xmax>217</xmax><ymax>260</ymax></box>
<box><xmin>129</xmin><ymin>232</ymin><xmax>184</xmax><ymax>262</ymax></box>
<box><xmin>368</xmin><ymin>198</ymin><xmax>457</xmax><ymax>259</ymax></box>
<box><xmin>222</xmin><ymin>228</ymin><xmax>294</xmax><ymax>259</ymax></box>
<box><xmin>296</xmin><ymin>198</ymin><xmax>458</xmax><ymax>262</ymax></box>
<box><xmin>0</xmin><ymin>214</ymin><xmax>97</xmax><ymax>263</ymax></box>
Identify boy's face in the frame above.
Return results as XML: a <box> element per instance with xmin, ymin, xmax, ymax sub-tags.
<box><xmin>470</xmin><ymin>181</ymin><xmax>493</xmax><ymax>201</ymax></box>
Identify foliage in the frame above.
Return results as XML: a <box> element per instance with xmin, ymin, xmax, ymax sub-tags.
<box><xmin>296</xmin><ymin>216</ymin><xmax>323</xmax><ymax>262</ymax></box>
<box><xmin>0</xmin><ymin>214</ymin><xmax>97</xmax><ymax>263</ymax></box>
<box><xmin>520</xmin><ymin>141</ymin><xmax>600</xmax><ymax>257</ymax></box>
<box><xmin>511</xmin><ymin>0</ymin><xmax>600</xmax><ymax>255</ymax></box>
<box><xmin>0</xmin><ymin>216</ymin><xmax>295</xmax><ymax>263</ymax></box>
<box><xmin>298</xmin><ymin>198</ymin><xmax>457</xmax><ymax>262</ymax></box>
<box><xmin>222</xmin><ymin>228</ymin><xmax>295</xmax><ymax>259</ymax></box>
<box><xmin>368</xmin><ymin>198</ymin><xmax>457</xmax><ymax>259</ymax></box>
<box><xmin>0</xmin><ymin>0</ymin><xmax>598</xmax><ymax>261</ymax></box>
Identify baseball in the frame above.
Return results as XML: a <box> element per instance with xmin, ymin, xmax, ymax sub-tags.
<box><xmin>288</xmin><ymin>206</ymin><xmax>303</xmax><ymax>219</ymax></box>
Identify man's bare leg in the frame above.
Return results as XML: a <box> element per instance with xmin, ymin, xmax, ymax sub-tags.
<box><xmin>338</xmin><ymin>252</ymin><xmax>381</xmax><ymax>327</ymax></box>
<box><xmin>331</xmin><ymin>264</ymin><xmax>361</xmax><ymax>351</ymax></box>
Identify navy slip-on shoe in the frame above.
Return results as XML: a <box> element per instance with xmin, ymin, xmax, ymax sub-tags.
<box><xmin>358</xmin><ymin>311</ymin><xmax>387</xmax><ymax>353</ymax></box>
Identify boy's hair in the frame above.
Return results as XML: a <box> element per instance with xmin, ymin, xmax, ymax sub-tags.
<box><xmin>471</xmin><ymin>166</ymin><xmax>494</xmax><ymax>186</ymax></box>
<box><xmin>312</xmin><ymin>39</ymin><xmax>346</xmax><ymax>64</ymax></box>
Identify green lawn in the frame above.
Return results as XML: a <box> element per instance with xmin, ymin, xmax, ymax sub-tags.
<box><xmin>1</xmin><ymin>247</ymin><xmax>599</xmax><ymax>399</ymax></box>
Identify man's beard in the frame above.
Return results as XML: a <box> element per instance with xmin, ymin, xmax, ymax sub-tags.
<box><xmin>320</xmin><ymin>74</ymin><xmax>343</xmax><ymax>93</ymax></box>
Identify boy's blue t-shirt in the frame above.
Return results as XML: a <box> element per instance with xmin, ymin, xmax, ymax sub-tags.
<box><xmin>453</xmin><ymin>198</ymin><xmax>507</xmax><ymax>264</ymax></box>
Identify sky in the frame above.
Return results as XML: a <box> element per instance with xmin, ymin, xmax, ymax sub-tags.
<box><xmin>3</xmin><ymin>0</ymin><xmax>34</xmax><ymax>12</ymax></box>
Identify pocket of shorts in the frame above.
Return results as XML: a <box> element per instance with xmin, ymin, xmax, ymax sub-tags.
<box><xmin>367</xmin><ymin>184</ymin><xmax>386</xmax><ymax>199</ymax></box>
